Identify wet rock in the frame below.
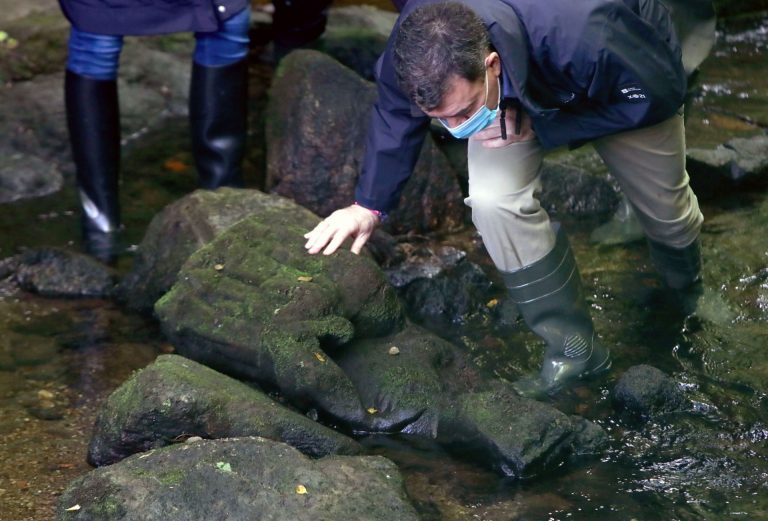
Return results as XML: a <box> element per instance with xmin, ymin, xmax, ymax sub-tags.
<box><xmin>265</xmin><ymin>50</ymin><xmax>465</xmax><ymax>236</ymax></box>
<box><xmin>385</xmin><ymin>245</ymin><xmax>496</xmax><ymax>324</ymax></box>
<box><xmin>0</xmin><ymin>148</ymin><xmax>63</xmax><ymax>204</ymax></box>
<box><xmin>14</xmin><ymin>248</ymin><xmax>114</xmax><ymax>298</ymax></box>
<box><xmin>687</xmin><ymin>134</ymin><xmax>768</xmax><ymax>195</ymax></box>
<box><xmin>540</xmin><ymin>161</ymin><xmax>620</xmax><ymax>217</ymax></box>
<box><xmin>155</xmin><ymin>214</ymin><xmax>405</xmax><ymax>429</ymax></box>
<box><xmin>320</xmin><ymin>5</ymin><xmax>398</xmax><ymax>80</ymax></box>
<box><xmin>337</xmin><ymin>326</ymin><xmax>606</xmax><ymax>477</ymax></box>
<box><xmin>18</xmin><ymin>388</ymin><xmax>68</xmax><ymax>421</ymax></box>
<box><xmin>335</xmin><ymin>325</ymin><xmax>478</xmax><ymax>434</ymax></box>
<box><xmin>88</xmin><ymin>355</ymin><xmax>362</xmax><ymax>466</ymax></box>
<box><xmin>613</xmin><ymin>365</ymin><xmax>687</xmax><ymax>417</ymax></box>
<box><xmin>441</xmin><ymin>381</ymin><xmax>607</xmax><ymax>478</ymax></box>
<box><xmin>58</xmin><ymin>437</ymin><xmax>420</xmax><ymax>521</ymax></box>
<box><xmin>2</xmin><ymin>331</ymin><xmax>60</xmax><ymax>367</ymax></box>
<box><xmin>118</xmin><ymin>188</ymin><xmax>319</xmax><ymax>314</ymax></box>
<box><xmin>0</xmin><ymin>11</ymin><xmax>69</xmax><ymax>83</ymax></box>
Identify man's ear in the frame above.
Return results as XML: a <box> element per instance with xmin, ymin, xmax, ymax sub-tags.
<box><xmin>486</xmin><ymin>51</ymin><xmax>502</xmax><ymax>77</ymax></box>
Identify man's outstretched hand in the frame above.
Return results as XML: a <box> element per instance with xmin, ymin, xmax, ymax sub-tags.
<box><xmin>304</xmin><ymin>204</ymin><xmax>380</xmax><ymax>255</ymax></box>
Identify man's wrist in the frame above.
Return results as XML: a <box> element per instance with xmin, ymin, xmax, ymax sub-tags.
<box><xmin>353</xmin><ymin>201</ymin><xmax>387</xmax><ymax>222</ymax></box>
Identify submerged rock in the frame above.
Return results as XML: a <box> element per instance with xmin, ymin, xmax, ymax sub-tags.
<box><xmin>613</xmin><ymin>365</ymin><xmax>687</xmax><ymax>417</ymax></box>
<box><xmin>337</xmin><ymin>325</ymin><xmax>607</xmax><ymax>477</ymax></box>
<box><xmin>265</xmin><ymin>50</ymin><xmax>465</xmax><ymax>236</ymax></box>
<box><xmin>14</xmin><ymin>248</ymin><xmax>114</xmax><ymax>298</ymax></box>
<box><xmin>155</xmin><ymin>215</ymin><xmax>405</xmax><ymax>428</ymax></box>
<box><xmin>88</xmin><ymin>355</ymin><xmax>363</xmax><ymax>466</ymax></box>
<box><xmin>118</xmin><ymin>188</ymin><xmax>319</xmax><ymax>313</ymax></box>
<box><xmin>386</xmin><ymin>245</ymin><xmax>496</xmax><ymax>325</ymax></box>
<box><xmin>442</xmin><ymin>382</ymin><xmax>608</xmax><ymax>478</ymax></box>
<box><xmin>58</xmin><ymin>437</ymin><xmax>420</xmax><ymax>521</ymax></box>
<box><xmin>540</xmin><ymin>161</ymin><xmax>620</xmax><ymax>217</ymax></box>
<box><xmin>0</xmin><ymin>148</ymin><xmax>63</xmax><ymax>204</ymax></box>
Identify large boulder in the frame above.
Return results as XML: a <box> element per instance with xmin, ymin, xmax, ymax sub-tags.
<box><xmin>118</xmin><ymin>188</ymin><xmax>319</xmax><ymax>313</ymax></box>
<box><xmin>58</xmin><ymin>437</ymin><xmax>420</xmax><ymax>521</ymax></box>
<box><xmin>155</xmin><ymin>214</ymin><xmax>405</xmax><ymax>428</ymax></box>
<box><xmin>88</xmin><ymin>355</ymin><xmax>363</xmax><ymax>466</ymax></box>
<box><xmin>320</xmin><ymin>5</ymin><xmax>399</xmax><ymax>80</ymax></box>
<box><xmin>265</xmin><ymin>50</ymin><xmax>465</xmax><ymax>235</ymax></box>
<box><xmin>336</xmin><ymin>325</ymin><xmax>607</xmax><ymax>477</ymax></box>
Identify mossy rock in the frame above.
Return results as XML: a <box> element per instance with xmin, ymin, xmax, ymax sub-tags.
<box><xmin>155</xmin><ymin>213</ymin><xmax>405</xmax><ymax>428</ymax></box>
<box><xmin>58</xmin><ymin>437</ymin><xmax>420</xmax><ymax>521</ymax></box>
<box><xmin>88</xmin><ymin>354</ymin><xmax>363</xmax><ymax>466</ymax></box>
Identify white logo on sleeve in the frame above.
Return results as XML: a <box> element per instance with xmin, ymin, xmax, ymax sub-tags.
<box><xmin>619</xmin><ymin>84</ymin><xmax>647</xmax><ymax>103</ymax></box>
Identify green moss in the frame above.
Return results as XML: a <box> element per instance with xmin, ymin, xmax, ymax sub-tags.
<box><xmin>157</xmin><ymin>469</ymin><xmax>186</xmax><ymax>485</ymax></box>
<box><xmin>89</xmin><ymin>495</ymin><xmax>126</xmax><ymax>518</ymax></box>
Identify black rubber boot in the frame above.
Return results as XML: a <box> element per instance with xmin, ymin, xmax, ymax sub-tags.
<box><xmin>647</xmin><ymin>237</ymin><xmax>702</xmax><ymax>290</ymax></box>
<box><xmin>503</xmin><ymin>227</ymin><xmax>611</xmax><ymax>397</ymax></box>
<box><xmin>648</xmin><ymin>237</ymin><xmax>734</xmax><ymax>324</ymax></box>
<box><xmin>65</xmin><ymin>70</ymin><xmax>121</xmax><ymax>264</ymax></box>
<box><xmin>189</xmin><ymin>58</ymin><xmax>248</xmax><ymax>189</ymax></box>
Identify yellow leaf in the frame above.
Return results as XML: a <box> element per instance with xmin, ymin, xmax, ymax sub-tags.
<box><xmin>297</xmin><ymin>276</ymin><xmax>313</xmax><ymax>282</ymax></box>
<box><xmin>314</xmin><ymin>352</ymin><xmax>326</xmax><ymax>363</ymax></box>
<box><xmin>487</xmin><ymin>298</ymin><xmax>499</xmax><ymax>308</ymax></box>
<box><xmin>367</xmin><ymin>407</ymin><xmax>378</xmax><ymax>414</ymax></box>
<box><xmin>213</xmin><ymin>264</ymin><xmax>224</xmax><ymax>271</ymax></box>
<box><xmin>295</xmin><ymin>484</ymin><xmax>307</xmax><ymax>494</ymax></box>
<box><xmin>64</xmin><ymin>505</ymin><xmax>81</xmax><ymax>512</ymax></box>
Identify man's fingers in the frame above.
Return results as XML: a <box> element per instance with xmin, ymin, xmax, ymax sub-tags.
<box><xmin>305</xmin><ymin>223</ymin><xmax>337</xmax><ymax>254</ymax></box>
<box><xmin>350</xmin><ymin>232</ymin><xmax>371</xmax><ymax>255</ymax></box>
<box><xmin>323</xmin><ymin>229</ymin><xmax>350</xmax><ymax>255</ymax></box>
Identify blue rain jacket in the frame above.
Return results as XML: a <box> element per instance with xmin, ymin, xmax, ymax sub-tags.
<box><xmin>355</xmin><ymin>0</ymin><xmax>687</xmax><ymax>214</ymax></box>
<box><xmin>58</xmin><ymin>0</ymin><xmax>248</xmax><ymax>35</ymax></box>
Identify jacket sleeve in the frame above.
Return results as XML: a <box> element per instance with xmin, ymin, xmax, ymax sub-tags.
<box><xmin>354</xmin><ymin>50</ymin><xmax>431</xmax><ymax>213</ymax></box>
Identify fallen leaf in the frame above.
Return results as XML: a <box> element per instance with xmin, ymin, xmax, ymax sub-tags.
<box><xmin>64</xmin><ymin>505</ymin><xmax>81</xmax><ymax>512</ymax></box>
<box><xmin>486</xmin><ymin>298</ymin><xmax>499</xmax><ymax>308</ymax></box>
<box><xmin>367</xmin><ymin>407</ymin><xmax>378</xmax><ymax>414</ymax></box>
<box><xmin>213</xmin><ymin>264</ymin><xmax>224</xmax><ymax>271</ymax></box>
<box><xmin>295</xmin><ymin>484</ymin><xmax>308</xmax><ymax>494</ymax></box>
<box><xmin>163</xmin><ymin>158</ymin><xmax>189</xmax><ymax>172</ymax></box>
<box><xmin>297</xmin><ymin>276</ymin><xmax>313</xmax><ymax>282</ymax></box>
<box><xmin>388</xmin><ymin>346</ymin><xmax>400</xmax><ymax>356</ymax></box>
<box><xmin>215</xmin><ymin>462</ymin><xmax>232</xmax><ymax>473</ymax></box>
<box><xmin>314</xmin><ymin>352</ymin><xmax>326</xmax><ymax>363</ymax></box>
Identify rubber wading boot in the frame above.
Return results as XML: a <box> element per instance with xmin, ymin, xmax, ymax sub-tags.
<box><xmin>65</xmin><ymin>70</ymin><xmax>121</xmax><ymax>264</ymax></box>
<box><xmin>647</xmin><ymin>237</ymin><xmax>735</xmax><ymax>324</ymax></box>
<box><xmin>189</xmin><ymin>58</ymin><xmax>248</xmax><ymax>189</ymax></box>
<box><xmin>503</xmin><ymin>227</ymin><xmax>611</xmax><ymax>397</ymax></box>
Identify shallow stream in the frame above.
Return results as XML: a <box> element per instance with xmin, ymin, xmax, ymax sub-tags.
<box><xmin>1</xmin><ymin>6</ymin><xmax>767</xmax><ymax>521</ymax></box>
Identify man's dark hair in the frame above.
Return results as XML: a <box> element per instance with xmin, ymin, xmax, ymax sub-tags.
<box><xmin>393</xmin><ymin>2</ymin><xmax>490</xmax><ymax>111</ymax></box>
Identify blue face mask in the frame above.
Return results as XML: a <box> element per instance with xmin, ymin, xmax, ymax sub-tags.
<box><xmin>439</xmin><ymin>69</ymin><xmax>500</xmax><ymax>139</ymax></box>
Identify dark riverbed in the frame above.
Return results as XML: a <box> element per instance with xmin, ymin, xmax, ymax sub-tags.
<box><xmin>1</xmin><ymin>3</ymin><xmax>767</xmax><ymax>521</ymax></box>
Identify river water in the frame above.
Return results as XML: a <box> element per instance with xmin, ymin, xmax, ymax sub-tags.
<box><xmin>1</xmin><ymin>7</ymin><xmax>767</xmax><ymax>521</ymax></box>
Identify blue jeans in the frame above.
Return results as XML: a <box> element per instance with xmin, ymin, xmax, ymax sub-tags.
<box><xmin>66</xmin><ymin>7</ymin><xmax>251</xmax><ymax>80</ymax></box>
